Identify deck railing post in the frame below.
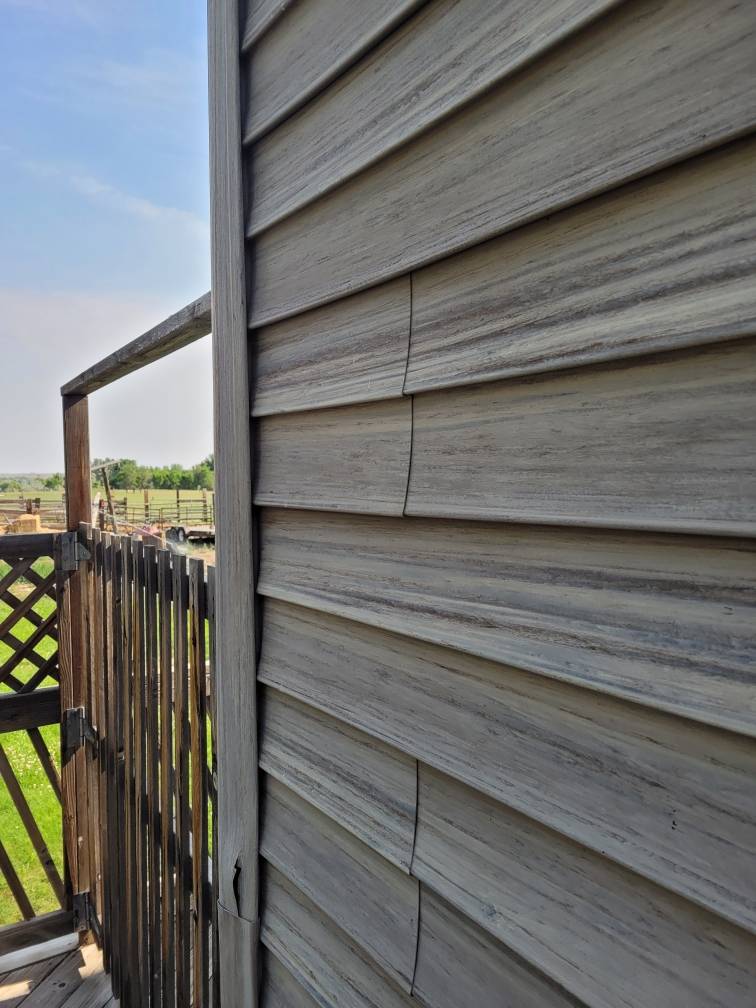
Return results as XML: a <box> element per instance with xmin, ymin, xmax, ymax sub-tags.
<box><xmin>61</xmin><ymin>393</ymin><xmax>94</xmax><ymax>928</ymax></box>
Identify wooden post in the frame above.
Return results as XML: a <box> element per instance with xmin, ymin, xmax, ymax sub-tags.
<box><xmin>103</xmin><ymin>468</ymin><xmax>118</xmax><ymax>533</ymax></box>
<box><xmin>61</xmin><ymin>393</ymin><xmax>94</xmax><ymax>919</ymax></box>
<box><xmin>209</xmin><ymin>0</ymin><xmax>260</xmax><ymax>1004</ymax></box>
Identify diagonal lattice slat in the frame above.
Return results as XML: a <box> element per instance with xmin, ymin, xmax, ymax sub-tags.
<box><xmin>0</xmin><ymin>555</ymin><xmax>58</xmax><ymax>693</ymax></box>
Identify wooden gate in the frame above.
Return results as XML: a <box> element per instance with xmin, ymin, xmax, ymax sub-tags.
<box><xmin>80</xmin><ymin>525</ymin><xmax>217</xmax><ymax>1007</ymax></box>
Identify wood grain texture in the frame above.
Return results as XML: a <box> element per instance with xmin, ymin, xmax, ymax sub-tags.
<box><xmin>413</xmin><ymin>887</ymin><xmax>581</xmax><ymax>1008</ymax></box>
<box><xmin>0</xmin><ymin>688</ymin><xmax>59</xmax><ymax>732</ymax></box>
<box><xmin>261</xmin><ymin>863</ymin><xmax>414</xmax><ymax>1008</ymax></box>
<box><xmin>252</xmin><ymin>277</ymin><xmax>410</xmax><ymax>416</ymax></box>
<box><xmin>260</xmin><ymin>686</ymin><xmax>417</xmax><ymax>871</ymax></box>
<box><xmin>248</xmin><ymin>0</ymin><xmax>619</xmax><ymax>234</ymax></box>
<box><xmin>61</xmin><ymin>292</ymin><xmax>211</xmax><ymax>397</ymax></box>
<box><xmin>241</xmin><ymin>0</ymin><xmax>294</xmax><ymax>51</ymax></box>
<box><xmin>209</xmin><ymin>0</ymin><xmax>259</xmax><ymax>1001</ymax></box>
<box><xmin>249</xmin><ymin>0</ymin><xmax>756</xmax><ymax>325</ymax></box>
<box><xmin>414</xmin><ymin>768</ymin><xmax>756</xmax><ymax>1008</ymax></box>
<box><xmin>242</xmin><ymin>0</ymin><xmax>426</xmax><ymax>142</ymax></box>
<box><xmin>258</xmin><ymin>509</ymin><xmax>756</xmax><ymax>734</ymax></box>
<box><xmin>407</xmin><ymin>339</ymin><xmax>756</xmax><ymax>535</ymax></box>
<box><xmin>61</xmin><ymin>394</ymin><xmax>92</xmax><ymax>905</ymax></box>
<box><xmin>407</xmin><ymin>138</ymin><xmax>756</xmax><ymax>393</ymax></box>
<box><xmin>258</xmin><ymin>599</ymin><xmax>756</xmax><ymax>933</ymax></box>
<box><xmin>261</xmin><ymin>774</ymin><xmax>419</xmax><ymax>988</ymax></box>
<box><xmin>262</xmin><ymin>949</ymin><xmax>320</xmax><ymax>1008</ymax></box>
<box><xmin>255</xmin><ymin>398</ymin><xmax>412</xmax><ymax>515</ymax></box>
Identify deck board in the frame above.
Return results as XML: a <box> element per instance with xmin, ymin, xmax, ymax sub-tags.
<box><xmin>0</xmin><ymin>944</ymin><xmax>115</xmax><ymax>1007</ymax></box>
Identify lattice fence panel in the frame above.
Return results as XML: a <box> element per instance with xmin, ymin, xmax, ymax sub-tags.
<box><xmin>0</xmin><ymin>554</ymin><xmax>59</xmax><ymax>694</ymax></box>
<box><xmin>0</xmin><ymin>538</ymin><xmax>64</xmax><ymax>930</ymax></box>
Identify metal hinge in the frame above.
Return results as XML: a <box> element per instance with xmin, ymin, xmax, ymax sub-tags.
<box><xmin>58</xmin><ymin>529</ymin><xmax>92</xmax><ymax>573</ymax></box>
<box><xmin>63</xmin><ymin>706</ymin><xmax>98</xmax><ymax>758</ymax></box>
<box><xmin>73</xmin><ymin>890</ymin><xmax>103</xmax><ymax>943</ymax></box>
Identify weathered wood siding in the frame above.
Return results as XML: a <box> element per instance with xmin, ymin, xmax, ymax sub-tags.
<box><xmin>216</xmin><ymin>0</ymin><xmax>756</xmax><ymax>1004</ymax></box>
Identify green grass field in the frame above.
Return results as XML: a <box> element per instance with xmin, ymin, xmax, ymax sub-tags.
<box><xmin>0</xmin><ymin>557</ymin><xmax>63</xmax><ymax>926</ymax></box>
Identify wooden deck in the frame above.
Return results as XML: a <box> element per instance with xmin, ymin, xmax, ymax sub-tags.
<box><xmin>0</xmin><ymin>942</ymin><xmax>115</xmax><ymax>1007</ymax></box>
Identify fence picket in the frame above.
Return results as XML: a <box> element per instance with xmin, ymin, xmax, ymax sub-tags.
<box><xmin>65</xmin><ymin>528</ymin><xmax>217</xmax><ymax>1005</ymax></box>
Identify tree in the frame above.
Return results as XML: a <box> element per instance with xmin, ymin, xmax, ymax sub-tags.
<box><xmin>43</xmin><ymin>473</ymin><xmax>63</xmax><ymax>490</ymax></box>
<box><xmin>0</xmin><ymin>479</ymin><xmax>22</xmax><ymax>493</ymax></box>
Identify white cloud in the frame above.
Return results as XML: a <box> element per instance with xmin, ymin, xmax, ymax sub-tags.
<box><xmin>20</xmin><ymin>157</ymin><xmax>208</xmax><ymax>239</ymax></box>
<box><xmin>77</xmin><ymin>50</ymin><xmax>205</xmax><ymax>113</ymax></box>
<box><xmin>0</xmin><ymin>288</ymin><xmax>212</xmax><ymax>472</ymax></box>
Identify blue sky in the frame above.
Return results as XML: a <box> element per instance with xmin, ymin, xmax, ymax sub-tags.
<box><xmin>0</xmin><ymin>0</ymin><xmax>213</xmax><ymax>471</ymax></box>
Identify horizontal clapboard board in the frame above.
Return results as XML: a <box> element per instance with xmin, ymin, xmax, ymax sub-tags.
<box><xmin>262</xmin><ymin>950</ymin><xmax>320</xmax><ymax>1008</ymax></box>
<box><xmin>252</xmin><ymin>277</ymin><xmax>410</xmax><ymax>416</ymax></box>
<box><xmin>261</xmin><ymin>860</ymin><xmax>583</xmax><ymax>1008</ymax></box>
<box><xmin>261</xmin><ymin>863</ymin><xmax>415</xmax><ymax>1008</ymax></box>
<box><xmin>258</xmin><ymin>509</ymin><xmax>756</xmax><ymax>734</ymax></box>
<box><xmin>261</xmin><ymin>774</ymin><xmax>419</xmax><ymax>988</ymax></box>
<box><xmin>260</xmin><ymin>687</ymin><xmax>417</xmax><ymax>871</ymax></box>
<box><xmin>241</xmin><ymin>0</ymin><xmax>292</xmax><ymax>50</ymax></box>
<box><xmin>248</xmin><ymin>0</ymin><xmax>620</xmax><ymax>233</ymax></box>
<box><xmin>255</xmin><ymin>398</ymin><xmax>412</xmax><ymax>514</ymax></box>
<box><xmin>407</xmin><ymin>138</ymin><xmax>756</xmax><ymax>392</ymax></box>
<box><xmin>414</xmin><ymin>768</ymin><xmax>756</xmax><ymax>1008</ymax></box>
<box><xmin>407</xmin><ymin>338</ymin><xmax>756</xmax><ymax>535</ymax></box>
<box><xmin>259</xmin><ymin>599</ymin><xmax>756</xmax><ymax>932</ymax></box>
<box><xmin>414</xmin><ymin>887</ymin><xmax>580</xmax><ymax>1008</ymax></box>
<box><xmin>242</xmin><ymin>0</ymin><xmax>426</xmax><ymax>140</ymax></box>
<box><xmin>249</xmin><ymin>0</ymin><xmax>756</xmax><ymax>324</ymax></box>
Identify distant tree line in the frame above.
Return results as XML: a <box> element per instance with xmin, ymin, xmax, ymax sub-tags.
<box><xmin>91</xmin><ymin>455</ymin><xmax>215</xmax><ymax>491</ymax></box>
<box><xmin>0</xmin><ymin>473</ymin><xmax>62</xmax><ymax>493</ymax></box>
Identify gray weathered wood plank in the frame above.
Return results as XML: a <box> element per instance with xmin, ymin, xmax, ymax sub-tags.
<box><xmin>242</xmin><ymin>0</ymin><xmax>426</xmax><ymax>142</ymax></box>
<box><xmin>413</xmin><ymin>887</ymin><xmax>580</xmax><ymax>1008</ymax></box>
<box><xmin>261</xmin><ymin>774</ymin><xmax>419</xmax><ymax>989</ymax></box>
<box><xmin>209</xmin><ymin>0</ymin><xmax>260</xmax><ymax>1003</ymax></box>
<box><xmin>241</xmin><ymin>0</ymin><xmax>294</xmax><ymax>51</ymax></box>
<box><xmin>260</xmin><ymin>686</ymin><xmax>417</xmax><ymax>871</ymax></box>
<box><xmin>262</xmin><ymin>948</ymin><xmax>321</xmax><ymax>1008</ymax></box>
<box><xmin>414</xmin><ymin>768</ymin><xmax>756</xmax><ymax>1008</ymax></box>
<box><xmin>248</xmin><ymin>0</ymin><xmax>620</xmax><ymax>234</ymax></box>
<box><xmin>261</xmin><ymin>863</ymin><xmax>414</xmax><ymax>1008</ymax></box>
<box><xmin>252</xmin><ymin>277</ymin><xmax>410</xmax><ymax>416</ymax></box>
<box><xmin>407</xmin><ymin>138</ymin><xmax>756</xmax><ymax>393</ymax></box>
<box><xmin>255</xmin><ymin>397</ymin><xmax>412</xmax><ymax>515</ymax></box>
<box><xmin>249</xmin><ymin>0</ymin><xmax>756</xmax><ymax>325</ymax></box>
<box><xmin>407</xmin><ymin>338</ymin><xmax>756</xmax><ymax>535</ymax></box>
<box><xmin>61</xmin><ymin>293</ymin><xmax>211</xmax><ymax>397</ymax></box>
<box><xmin>258</xmin><ymin>599</ymin><xmax>756</xmax><ymax>933</ymax></box>
<box><xmin>258</xmin><ymin>509</ymin><xmax>756</xmax><ymax>735</ymax></box>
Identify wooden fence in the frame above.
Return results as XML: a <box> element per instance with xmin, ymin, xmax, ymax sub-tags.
<box><xmin>0</xmin><ymin>533</ymin><xmax>69</xmax><ymax>951</ymax></box>
<box><xmin>81</xmin><ymin>525</ymin><xmax>217</xmax><ymax>1007</ymax></box>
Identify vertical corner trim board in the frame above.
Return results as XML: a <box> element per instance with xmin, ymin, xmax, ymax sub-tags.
<box><xmin>208</xmin><ymin>8</ymin><xmax>259</xmax><ymax>1007</ymax></box>
<box><xmin>248</xmin><ymin>0</ymin><xmax>756</xmax><ymax>325</ymax></box>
